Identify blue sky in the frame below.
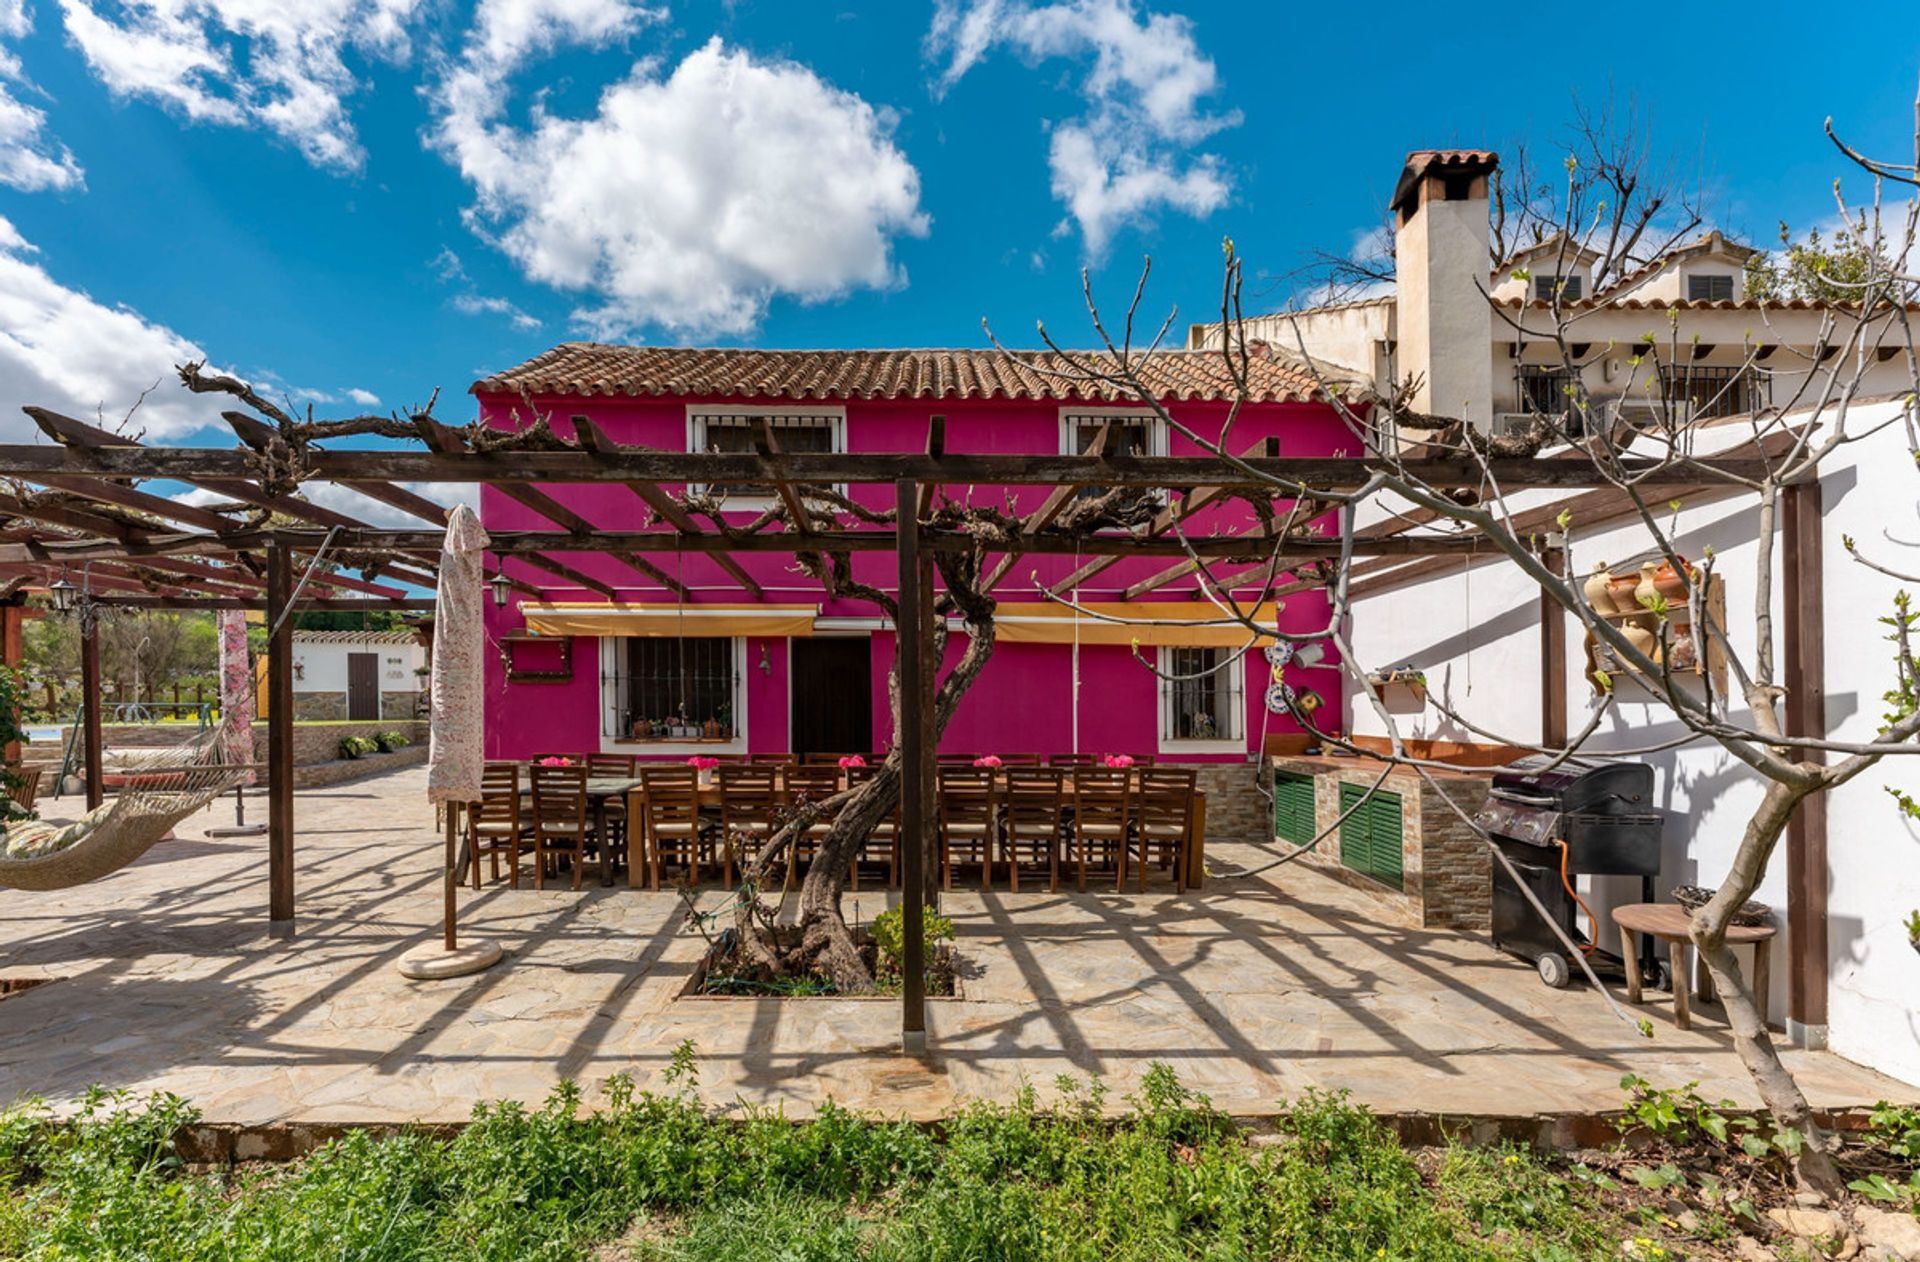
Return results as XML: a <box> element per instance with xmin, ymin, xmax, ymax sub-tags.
<box><xmin>0</xmin><ymin>0</ymin><xmax>1914</xmax><ymax>482</ymax></box>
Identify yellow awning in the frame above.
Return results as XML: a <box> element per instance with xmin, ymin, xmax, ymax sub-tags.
<box><xmin>995</xmin><ymin>601</ymin><xmax>1282</xmax><ymax>647</ymax></box>
<box><xmin>521</xmin><ymin>603</ymin><xmax>818</xmax><ymax>638</ymax></box>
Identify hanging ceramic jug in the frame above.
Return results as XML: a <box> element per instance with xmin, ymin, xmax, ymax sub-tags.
<box><xmin>1633</xmin><ymin>562</ymin><xmax>1662</xmax><ymax>612</ymax></box>
<box><xmin>1582</xmin><ymin>565</ymin><xmax>1614</xmax><ymax>613</ymax></box>
<box><xmin>1653</xmin><ymin>558</ymin><xmax>1693</xmax><ymax>604</ymax></box>
<box><xmin>1607</xmin><ymin>571</ymin><xmax>1642</xmax><ymax>615</ymax></box>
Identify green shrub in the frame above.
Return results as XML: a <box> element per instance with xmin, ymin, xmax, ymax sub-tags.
<box><xmin>870</xmin><ymin>905</ymin><xmax>953</xmax><ymax>979</ymax></box>
<box><xmin>337</xmin><ymin>735</ymin><xmax>379</xmax><ymax>759</ymax></box>
<box><xmin>374</xmin><ymin>731</ymin><xmax>411</xmax><ymax>753</ymax></box>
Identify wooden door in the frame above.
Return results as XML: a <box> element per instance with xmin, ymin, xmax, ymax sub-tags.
<box><xmin>346</xmin><ymin>652</ymin><xmax>380</xmax><ymax>721</ymax></box>
<box><xmin>789</xmin><ymin>637</ymin><xmax>872</xmax><ymax>756</ymax></box>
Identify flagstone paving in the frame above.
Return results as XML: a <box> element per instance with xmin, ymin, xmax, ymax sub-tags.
<box><xmin>0</xmin><ymin>766</ymin><xmax>1910</xmax><ymax>1127</ymax></box>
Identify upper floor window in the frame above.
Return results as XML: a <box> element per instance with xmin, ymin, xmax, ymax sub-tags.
<box><xmin>1059</xmin><ymin>408</ymin><xmax>1166</xmax><ymax>458</ymax></box>
<box><xmin>1534</xmin><ymin>273</ymin><xmax>1583</xmax><ymax>301</ymax></box>
<box><xmin>687</xmin><ymin>407</ymin><xmax>845</xmax><ymax>501</ymax></box>
<box><xmin>1687</xmin><ymin>274</ymin><xmax>1735</xmax><ymax>302</ymax></box>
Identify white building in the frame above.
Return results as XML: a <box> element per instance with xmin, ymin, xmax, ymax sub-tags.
<box><xmin>290</xmin><ymin>630</ymin><xmax>427</xmax><ymax>722</ymax></box>
<box><xmin>1191</xmin><ymin>150</ymin><xmax>1915</xmax><ymax>436</ymax></box>
<box><xmin>1202</xmin><ymin>148</ymin><xmax>1920</xmax><ymax>1086</ymax></box>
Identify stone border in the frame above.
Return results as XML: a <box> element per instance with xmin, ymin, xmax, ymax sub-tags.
<box><xmin>293</xmin><ymin>746</ymin><xmax>429</xmax><ymax>789</ymax></box>
<box><xmin>160</xmin><ymin>1106</ymin><xmax>1889</xmax><ymax>1166</ymax></box>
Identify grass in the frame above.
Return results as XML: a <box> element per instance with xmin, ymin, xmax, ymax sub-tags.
<box><xmin>1</xmin><ymin>1060</ymin><xmax>1914</xmax><ymax>1261</ymax></box>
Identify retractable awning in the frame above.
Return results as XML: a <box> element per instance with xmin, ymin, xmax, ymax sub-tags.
<box><xmin>520</xmin><ymin>603</ymin><xmax>818</xmax><ymax>637</ymax></box>
<box><xmin>994</xmin><ymin>601</ymin><xmax>1282</xmax><ymax>647</ymax></box>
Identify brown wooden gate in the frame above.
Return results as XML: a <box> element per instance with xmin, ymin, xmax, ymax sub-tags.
<box><xmin>346</xmin><ymin>652</ymin><xmax>380</xmax><ymax>721</ymax></box>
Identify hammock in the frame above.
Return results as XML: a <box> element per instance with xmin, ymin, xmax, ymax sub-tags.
<box><xmin>0</xmin><ymin>725</ymin><xmax>256</xmax><ymax>892</ymax></box>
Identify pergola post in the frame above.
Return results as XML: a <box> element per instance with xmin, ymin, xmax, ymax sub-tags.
<box><xmin>80</xmin><ymin>611</ymin><xmax>102</xmax><ymax>810</ymax></box>
<box><xmin>266</xmin><ymin>538</ymin><xmax>296</xmax><ymax>937</ymax></box>
<box><xmin>1539</xmin><ymin>547</ymin><xmax>1568</xmax><ymax>749</ymax></box>
<box><xmin>1</xmin><ymin>596</ymin><xmax>22</xmax><ymax>766</ymax></box>
<box><xmin>895</xmin><ymin>479</ymin><xmax>932</xmax><ymax>1053</ymax></box>
<box><xmin>1782</xmin><ymin>477</ymin><xmax>1828</xmax><ymax>1046</ymax></box>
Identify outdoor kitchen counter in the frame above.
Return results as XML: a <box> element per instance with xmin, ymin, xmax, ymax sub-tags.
<box><xmin>1267</xmin><ymin>754</ymin><xmax>1496</xmax><ymax>930</ymax></box>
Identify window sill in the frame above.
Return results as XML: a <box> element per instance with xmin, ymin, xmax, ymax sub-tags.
<box><xmin>601</xmin><ymin>735</ymin><xmax>747</xmax><ymax>757</ymax></box>
<box><xmin>1158</xmin><ymin>738</ymin><xmax>1246</xmax><ymax>756</ymax></box>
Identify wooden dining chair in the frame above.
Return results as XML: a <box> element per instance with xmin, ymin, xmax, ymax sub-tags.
<box><xmin>1002</xmin><ymin>767</ymin><xmax>1064</xmax><ymax>892</ymax></box>
<box><xmin>998</xmin><ymin>753</ymin><xmax>1044</xmax><ymax>766</ymax></box>
<box><xmin>1066</xmin><ymin>767</ymin><xmax>1131</xmax><ymax>892</ymax></box>
<box><xmin>783</xmin><ymin>765</ymin><xmax>844</xmax><ymax>876</ymax></box>
<box><xmin>1132</xmin><ymin>768</ymin><xmax>1196</xmax><ymax>893</ymax></box>
<box><xmin>936</xmin><ymin>753</ymin><xmax>980</xmax><ymax>766</ymax></box>
<box><xmin>639</xmin><ymin>766</ymin><xmax>719</xmax><ymax>889</ymax></box>
<box><xmin>585</xmin><ymin>753</ymin><xmax>638</xmax><ymax>869</ymax></box>
<box><xmin>718</xmin><ymin>765</ymin><xmax>782</xmax><ymax>883</ymax></box>
<box><xmin>6</xmin><ymin>765</ymin><xmax>43</xmax><ymax>812</ymax></box>
<box><xmin>937</xmin><ymin>767</ymin><xmax>999</xmax><ymax>890</ymax></box>
<box><xmin>529</xmin><ymin>763</ymin><xmax>593</xmax><ymax>891</ymax></box>
<box><xmin>468</xmin><ymin>761</ymin><xmax>526</xmax><ymax>888</ymax></box>
<box><xmin>748</xmin><ymin>753</ymin><xmax>793</xmax><ymax>765</ymax></box>
<box><xmin>1048</xmin><ymin>753</ymin><xmax>1098</xmax><ymax>767</ymax></box>
<box><xmin>843</xmin><ymin>763</ymin><xmax>898</xmax><ymax>889</ymax></box>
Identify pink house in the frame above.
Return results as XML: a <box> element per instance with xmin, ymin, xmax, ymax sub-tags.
<box><xmin>474</xmin><ymin>345</ymin><xmax>1353</xmax><ymax>789</ymax></box>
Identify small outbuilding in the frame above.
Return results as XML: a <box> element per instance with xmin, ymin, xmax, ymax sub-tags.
<box><xmin>291</xmin><ymin>630</ymin><xmax>427</xmax><ymax>721</ymax></box>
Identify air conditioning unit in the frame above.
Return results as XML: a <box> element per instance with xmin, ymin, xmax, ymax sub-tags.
<box><xmin>1492</xmin><ymin>413</ymin><xmax>1543</xmax><ymax>438</ymax></box>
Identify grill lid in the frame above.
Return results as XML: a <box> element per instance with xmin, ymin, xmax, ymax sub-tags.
<box><xmin>1488</xmin><ymin>755</ymin><xmax>1653</xmax><ymax>815</ymax></box>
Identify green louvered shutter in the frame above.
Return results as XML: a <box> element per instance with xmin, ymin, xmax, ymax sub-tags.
<box><xmin>1338</xmin><ymin>782</ymin><xmax>1404</xmax><ymax>891</ymax></box>
<box><xmin>1273</xmin><ymin>772</ymin><xmax>1317</xmax><ymax>845</ymax></box>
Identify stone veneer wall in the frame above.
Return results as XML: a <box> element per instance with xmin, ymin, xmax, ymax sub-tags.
<box><xmin>295</xmin><ymin>692</ymin><xmax>348</xmax><ymax>721</ymax></box>
<box><xmin>1189</xmin><ymin>762</ymin><xmax>1268</xmax><ymax>843</ymax></box>
<box><xmin>41</xmin><ymin>720</ymin><xmax>429</xmax><ymax>768</ymax></box>
<box><xmin>1270</xmin><ymin>756</ymin><xmax>1492</xmax><ymax>930</ymax></box>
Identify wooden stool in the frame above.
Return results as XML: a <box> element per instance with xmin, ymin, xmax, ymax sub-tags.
<box><xmin>1612</xmin><ymin>902</ymin><xmax>1778</xmax><ymax>1031</ymax></box>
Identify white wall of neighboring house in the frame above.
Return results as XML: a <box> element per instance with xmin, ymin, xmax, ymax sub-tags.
<box><xmin>292</xmin><ymin>638</ymin><xmax>426</xmax><ymax>695</ymax></box>
<box><xmin>1343</xmin><ymin>399</ymin><xmax>1920</xmax><ymax>1085</ymax></box>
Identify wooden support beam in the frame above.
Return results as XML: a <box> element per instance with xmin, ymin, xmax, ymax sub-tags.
<box><xmin>1</xmin><ymin>598</ymin><xmax>21</xmax><ymax>765</ymax></box>
<box><xmin>607</xmin><ymin>550</ymin><xmax>692</xmax><ymax>598</ymax></box>
<box><xmin>0</xmin><ymin>437</ymin><xmax>1785</xmax><ymax>489</ymax></box>
<box><xmin>80</xmin><ymin>614</ymin><xmax>101</xmax><ymax>810</ymax></box>
<box><xmin>585</xmin><ymin>422</ymin><xmax>768</xmax><ymax>600</ymax></box>
<box><xmin>266</xmin><ymin>540</ymin><xmax>295</xmax><ymax>937</ymax></box>
<box><xmin>512</xmin><ymin>552</ymin><xmax>619</xmax><ymax>599</ymax></box>
<box><xmin>1782</xmin><ymin>477</ymin><xmax>1828</xmax><ymax>1040</ymax></box>
<box><xmin>30</xmin><ymin>474</ymin><xmax>235</xmax><ymax>534</ymax></box>
<box><xmin>916</xmin><ymin>416</ymin><xmax>945</xmax><ymax>518</ymax></box>
<box><xmin>754</xmin><ymin>421</ymin><xmax>814</xmax><ymax>535</ymax></box>
<box><xmin>895</xmin><ymin>478</ymin><xmax>931</xmax><ymax>1052</ymax></box>
<box><xmin>89</xmin><ymin>596</ymin><xmax>438</xmax><ymax>611</ymax></box>
<box><xmin>1540</xmin><ymin>547</ymin><xmax>1568</xmax><ymax>748</ymax></box>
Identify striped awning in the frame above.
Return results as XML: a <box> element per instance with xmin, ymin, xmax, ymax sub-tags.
<box><xmin>994</xmin><ymin>601</ymin><xmax>1282</xmax><ymax>647</ymax></box>
<box><xmin>520</xmin><ymin>603</ymin><xmax>818</xmax><ymax>638</ymax></box>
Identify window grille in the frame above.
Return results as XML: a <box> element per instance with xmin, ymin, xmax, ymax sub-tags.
<box><xmin>603</xmin><ymin>637</ymin><xmax>738</xmax><ymax>741</ymax></box>
<box><xmin>689</xmin><ymin>412</ymin><xmax>842</xmax><ymax>499</ymax></box>
<box><xmin>1534</xmin><ymin>274</ymin><xmax>1583</xmax><ymax>301</ymax></box>
<box><xmin>1159</xmin><ymin>646</ymin><xmax>1245</xmax><ymax>743</ymax></box>
<box><xmin>1658</xmin><ymin>364</ymin><xmax>1768</xmax><ymax>420</ymax></box>
<box><xmin>1516</xmin><ymin>365</ymin><xmax>1578</xmax><ymax>421</ymax></box>
<box><xmin>1687</xmin><ymin>274</ymin><xmax>1735</xmax><ymax>302</ymax></box>
<box><xmin>1062</xmin><ymin>412</ymin><xmax>1160</xmax><ymax>457</ymax></box>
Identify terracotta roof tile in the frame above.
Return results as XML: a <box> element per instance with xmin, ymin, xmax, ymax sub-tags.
<box><xmin>292</xmin><ymin>630</ymin><xmax>421</xmax><ymax>645</ymax></box>
<box><xmin>472</xmin><ymin>344</ymin><xmax>1334</xmax><ymax>404</ymax></box>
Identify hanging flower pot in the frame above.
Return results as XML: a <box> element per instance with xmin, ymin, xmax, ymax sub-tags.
<box><xmin>1582</xmin><ymin>566</ymin><xmax>1615</xmax><ymax>613</ymax></box>
<box><xmin>1606</xmin><ymin>572</ymin><xmax>1641</xmax><ymax>615</ymax></box>
<box><xmin>1653</xmin><ymin>558</ymin><xmax>1696</xmax><ymax>604</ymax></box>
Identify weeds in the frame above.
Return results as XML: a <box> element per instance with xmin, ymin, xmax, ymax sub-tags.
<box><xmin>2</xmin><ymin>1064</ymin><xmax>1910</xmax><ymax>1260</ymax></box>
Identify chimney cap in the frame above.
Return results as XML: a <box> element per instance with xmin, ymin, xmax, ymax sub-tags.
<box><xmin>1389</xmin><ymin>149</ymin><xmax>1500</xmax><ymax>216</ymax></box>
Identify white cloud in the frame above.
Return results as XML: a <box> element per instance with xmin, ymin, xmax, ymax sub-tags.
<box><xmin>451</xmin><ymin>291</ymin><xmax>539</xmax><ymax>330</ymax></box>
<box><xmin>928</xmin><ymin>0</ymin><xmax>1234</xmax><ymax>254</ymax></box>
<box><xmin>57</xmin><ymin>0</ymin><xmax>423</xmax><ymax>170</ymax></box>
<box><xmin>0</xmin><ymin>0</ymin><xmax>83</xmax><ymax>191</ymax></box>
<box><xmin>430</xmin><ymin>2</ymin><xmax>928</xmax><ymax>337</ymax></box>
<box><xmin>0</xmin><ymin>213</ymin><xmax>226</xmax><ymax>439</ymax></box>
<box><xmin>177</xmin><ymin>479</ymin><xmax>478</xmax><ymax>528</ymax></box>
<box><xmin>344</xmin><ymin>386</ymin><xmax>379</xmax><ymax>406</ymax></box>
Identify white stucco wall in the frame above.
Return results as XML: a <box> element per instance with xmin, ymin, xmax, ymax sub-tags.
<box><xmin>1344</xmin><ymin>399</ymin><xmax>1920</xmax><ymax>1085</ymax></box>
<box><xmin>292</xmin><ymin>639</ymin><xmax>426</xmax><ymax>695</ymax></box>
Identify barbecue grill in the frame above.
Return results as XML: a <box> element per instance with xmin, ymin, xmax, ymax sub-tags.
<box><xmin>1472</xmin><ymin>755</ymin><xmax>1665</xmax><ymax>988</ymax></box>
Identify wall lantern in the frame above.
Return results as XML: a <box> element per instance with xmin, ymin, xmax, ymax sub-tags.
<box><xmin>47</xmin><ymin>577</ymin><xmax>76</xmax><ymax>615</ymax></box>
<box><xmin>488</xmin><ymin>563</ymin><xmax>513</xmax><ymax>609</ymax></box>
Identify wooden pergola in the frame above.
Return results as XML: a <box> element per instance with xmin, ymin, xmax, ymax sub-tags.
<box><xmin>0</xmin><ymin>404</ymin><xmax>1821</xmax><ymax>1047</ymax></box>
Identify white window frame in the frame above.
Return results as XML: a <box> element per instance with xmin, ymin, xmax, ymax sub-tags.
<box><xmin>598</xmin><ymin>635</ymin><xmax>749</xmax><ymax>756</ymax></box>
<box><xmin>686</xmin><ymin>405</ymin><xmax>846</xmax><ymax>505</ymax></box>
<box><xmin>1155</xmin><ymin>645</ymin><xmax>1246</xmax><ymax>755</ymax></box>
<box><xmin>1057</xmin><ymin>406</ymin><xmax>1169</xmax><ymax>458</ymax></box>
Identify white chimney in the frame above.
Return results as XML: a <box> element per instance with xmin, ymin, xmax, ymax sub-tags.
<box><xmin>1390</xmin><ymin>150</ymin><xmax>1497</xmax><ymax>428</ymax></box>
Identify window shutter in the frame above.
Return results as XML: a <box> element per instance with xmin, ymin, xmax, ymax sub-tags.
<box><xmin>1273</xmin><ymin>772</ymin><xmax>1316</xmax><ymax>844</ymax></box>
<box><xmin>1338</xmin><ymin>781</ymin><xmax>1404</xmax><ymax>890</ymax></box>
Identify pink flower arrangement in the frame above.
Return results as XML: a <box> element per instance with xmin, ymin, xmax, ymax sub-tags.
<box><xmin>536</xmin><ymin>756</ymin><xmax>575</xmax><ymax>767</ymax></box>
<box><xmin>686</xmin><ymin>756</ymin><xmax>721</xmax><ymax>771</ymax></box>
<box><xmin>972</xmin><ymin>755</ymin><xmax>1003</xmax><ymax>769</ymax></box>
<box><xmin>838</xmin><ymin>755</ymin><xmax>867</xmax><ymax>769</ymax></box>
<box><xmin>1101</xmin><ymin>754</ymin><xmax>1135</xmax><ymax>769</ymax></box>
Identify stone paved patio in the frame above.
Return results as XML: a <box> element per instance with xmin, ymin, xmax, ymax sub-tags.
<box><xmin>0</xmin><ymin>766</ymin><xmax>1910</xmax><ymax>1127</ymax></box>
